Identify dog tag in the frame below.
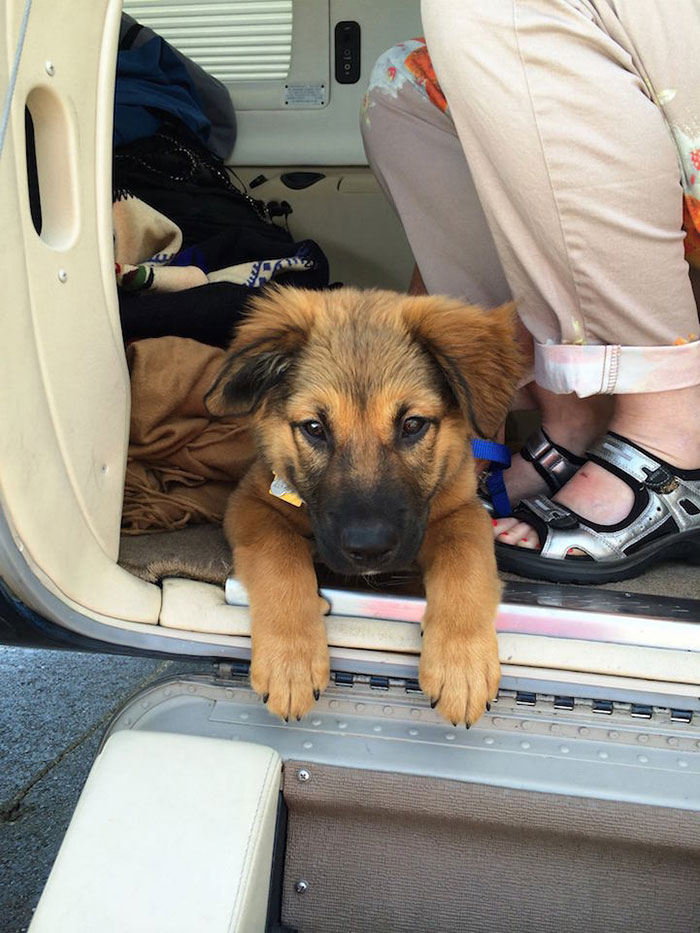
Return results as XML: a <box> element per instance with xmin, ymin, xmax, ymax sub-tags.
<box><xmin>269</xmin><ymin>473</ymin><xmax>304</xmax><ymax>507</ymax></box>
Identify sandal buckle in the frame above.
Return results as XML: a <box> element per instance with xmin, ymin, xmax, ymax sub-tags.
<box><xmin>548</xmin><ymin>509</ymin><xmax>579</xmax><ymax>530</ymax></box>
<box><xmin>643</xmin><ymin>466</ymin><xmax>679</xmax><ymax>494</ymax></box>
<box><xmin>526</xmin><ymin>498</ymin><xmax>579</xmax><ymax>529</ymax></box>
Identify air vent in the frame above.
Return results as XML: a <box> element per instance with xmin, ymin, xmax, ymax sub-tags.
<box><xmin>123</xmin><ymin>0</ymin><xmax>293</xmax><ymax>82</ymax></box>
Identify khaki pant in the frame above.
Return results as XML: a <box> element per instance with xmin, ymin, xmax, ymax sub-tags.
<box><xmin>362</xmin><ymin>1</ymin><xmax>700</xmax><ymax>396</ymax></box>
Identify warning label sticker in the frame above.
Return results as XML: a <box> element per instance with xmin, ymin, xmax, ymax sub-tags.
<box><xmin>285</xmin><ymin>84</ymin><xmax>326</xmax><ymax>108</ymax></box>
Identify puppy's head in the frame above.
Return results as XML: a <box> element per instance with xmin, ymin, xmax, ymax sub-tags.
<box><xmin>206</xmin><ymin>287</ymin><xmax>521</xmax><ymax>575</ymax></box>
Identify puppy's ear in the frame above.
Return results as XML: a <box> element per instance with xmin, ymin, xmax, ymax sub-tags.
<box><xmin>403</xmin><ymin>296</ymin><xmax>523</xmax><ymax>438</ymax></box>
<box><xmin>205</xmin><ymin>287</ymin><xmax>317</xmax><ymax>416</ymax></box>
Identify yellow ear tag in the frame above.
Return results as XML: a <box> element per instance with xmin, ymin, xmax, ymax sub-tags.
<box><xmin>269</xmin><ymin>473</ymin><xmax>304</xmax><ymax>507</ymax></box>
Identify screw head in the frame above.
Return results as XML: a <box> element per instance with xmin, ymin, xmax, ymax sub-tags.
<box><xmin>57</xmin><ymin>269</ymin><xmax>68</xmax><ymax>283</ymax></box>
<box><xmin>45</xmin><ymin>61</ymin><xmax>55</xmax><ymax>76</ymax></box>
<box><xmin>294</xmin><ymin>880</ymin><xmax>308</xmax><ymax>894</ymax></box>
<box><xmin>297</xmin><ymin>768</ymin><xmax>311</xmax><ymax>783</ymax></box>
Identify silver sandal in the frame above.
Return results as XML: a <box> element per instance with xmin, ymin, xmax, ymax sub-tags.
<box><xmin>479</xmin><ymin>427</ymin><xmax>584</xmax><ymax>517</ymax></box>
<box><xmin>496</xmin><ymin>432</ymin><xmax>700</xmax><ymax>583</ymax></box>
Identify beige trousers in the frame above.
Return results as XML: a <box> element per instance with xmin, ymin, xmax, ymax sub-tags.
<box><xmin>362</xmin><ymin>1</ymin><xmax>700</xmax><ymax>396</ymax></box>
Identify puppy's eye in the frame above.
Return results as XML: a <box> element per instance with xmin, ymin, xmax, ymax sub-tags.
<box><xmin>300</xmin><ymin>420</ymin><xmax>327</xmax><ymax>443</ymax></box>
<box><xmin>401</xmin><ymin>416</ymin><xmax>429</xmax><ymax>440</ymax></box>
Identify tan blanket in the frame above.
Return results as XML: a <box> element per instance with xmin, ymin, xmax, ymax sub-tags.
<box><xmin>122</xmin><ymin>337</ymin><xmax>255</xmax><ymax>534</ymax></box>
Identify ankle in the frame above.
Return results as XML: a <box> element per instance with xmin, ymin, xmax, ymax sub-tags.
<box><xmin>611</xmin><ymin>387</ymin><xmax>700</xmax><ymax>469</ymax></box>
<box><xmin>540</xmin><ymin>415</ymin><xmax>606</xmax><ymax>457</ymax></box>
<box><xmin>532</xmin><ymin>389</ymin><xmax>613</xmax><ymax>457</ymax></box>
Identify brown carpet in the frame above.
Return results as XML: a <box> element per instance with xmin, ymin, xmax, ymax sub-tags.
<box><xmin>281</xmin><ymin>762</ymin><xmax>700</xmax><ymax>933</ymax></box>
<box><xmin>119</xmin><ymin>523</ymin><xmax>231</xmax><ymax>585</ymax></box>
<box><xmin>118</xmin><ymin>523</ymin><xmax>700</xmax><ymax>603</ymax></box>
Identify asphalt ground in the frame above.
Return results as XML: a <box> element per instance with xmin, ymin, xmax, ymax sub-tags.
<box><xmin>0</xmin><ymin>646</ymin><xmax>209</xmax><ymax>932</ymax></box>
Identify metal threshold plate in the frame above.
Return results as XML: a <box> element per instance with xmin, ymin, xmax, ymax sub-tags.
<box><xmin>106</xmin><ymin>674</ymin><xmax>700</xmax><ymax>812</ymax></box>
<box><xmin>225</xmin><ymin>578</ymin><xmax>700</xmax><ymax>654</ymax></box>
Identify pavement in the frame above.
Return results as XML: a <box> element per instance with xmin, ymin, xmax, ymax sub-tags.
<box><xmin>0</xmin><ymin>646</ymin><xmax>209</xmax><ymax>933</ymax></box>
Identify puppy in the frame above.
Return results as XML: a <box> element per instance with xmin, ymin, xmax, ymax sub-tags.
<box><xmin>206</xmin><ymin>286</ymin><xmax>521</xmax><ymax>725</ymax></box>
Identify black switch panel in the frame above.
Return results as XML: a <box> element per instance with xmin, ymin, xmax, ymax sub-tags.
<box><xmin>335</xmin><ymin>21</ymin><xmax>361</xmax><ymax>84</ymax></box>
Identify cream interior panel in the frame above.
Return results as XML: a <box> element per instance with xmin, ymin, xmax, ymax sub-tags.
<box><xmin>230</xmin><ymin>0</ymin><xmax>422</xmax><ymax>164</ymax></box>
<box><xmin>236</xmin><ymin>167</ymin><xmax>414</xmax><ymax>289</ymax></box>
<box><xmin>159</xmin><ymin>579</ymin><xmax>700</xmax><ymax>686</ymax></box>
<box><xmin>30</xmin><ymin>733</ymin><xmax>281</xmax><ymax>933</ymax></box>
<box><xmin>0</xmin><ymin>0</ymin><xmax>159</xmax><ymax>621</ymax></box>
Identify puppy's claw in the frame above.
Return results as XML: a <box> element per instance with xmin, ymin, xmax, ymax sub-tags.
<box><xmin>296</xmin><ymin>715</ymin><xmax>302</xmax><ymax>721</ymax></box>
<box><xmin>313</xmin><ymin>688</ymin><xmax>320</xmax><ymax>701</ymax></box>
<box><xmin>465</xmin><ymin>722</ymin><xmax>471</xmax><ymax>730</ymax></box>
<box><xmin>485</xmin><ymin>702</ymin><xmax>491</xmax><ymax>712</ymax></box>
<box><xmin>430</xmin><ymin>698</ymin><xmax>438</xmax><ymax>709</ymax></box>
<box><xmin>262</xmin><ymin>693</ymin><xmax>269</xmax><ymax>704</ymax></box>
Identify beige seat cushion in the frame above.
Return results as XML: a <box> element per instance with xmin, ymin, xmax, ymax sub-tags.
<box><xmin>29</xmin><ymin>731</ymin><xmax>281</xmax><ymax>932</ymax></box>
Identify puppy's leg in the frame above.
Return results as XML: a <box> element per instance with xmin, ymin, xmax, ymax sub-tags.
<box><xmin>226</xmin><ymin>479</ymin><xmax>329</xmax><ymax>721</ymax></box>
<box><xmin>418</xmin><ymin>503</ymin><xmax>501</xmax><ymax>726</ymax></box>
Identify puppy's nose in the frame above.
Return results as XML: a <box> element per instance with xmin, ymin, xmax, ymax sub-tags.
<box><xmin>340</xmin><ymin>520</ymin><xmax>399</xmax><ymax>565</ymax></box>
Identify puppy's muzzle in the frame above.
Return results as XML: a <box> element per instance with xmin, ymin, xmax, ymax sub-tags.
<box><xmin>340</xmin><ymin>518</ymin><xmax>400</xmax><ymax>569</ymax></box>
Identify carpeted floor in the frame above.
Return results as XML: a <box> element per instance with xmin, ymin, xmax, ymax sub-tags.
<box><xmin>119</xmin><ymin>523</ymin><xmax>700</xmax><ymax>601</ymax></box>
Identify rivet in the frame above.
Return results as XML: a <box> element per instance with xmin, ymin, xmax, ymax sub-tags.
<box><xmin>57</xmin><ymin>268</ymin><xmax>68</xmax><ymax>283</ymax></box>
<box><xmin>408</xmin><ymin>728</ymin><xmax>419</xmax><ymax>736</ymax></box>
<box><xmin>355</xmin><ymin>703</ymin><xmax>365</xmax><ymax>712</ymax></box>
<box><xmin>667</xmin><ymin>737</ymin><xmax>678</xmax><ymax>747</ymax></box>
<box><xmin>520</xmin><ymin>740</ymin><xmax>530</xmax><ymax>750</ymax></box>
<box><xmin>45</xmin><ymin>61</ymin><xmax>55</xmax><ymax>76</ymax></box>
<box><xmin>225</xmin><ymin>689</ymin><xmax>234</xmax><ymax>698</ymax></box>
<box><xmin>637</xmin><ymin>734</ymin><xmax>649</xmax><ymax>743</ymax></box>
<box><xmin>383</xmin><ymin>706</ymin><xmax>393</xmax><ymax>715</ymax></box>
<box><xmin>598</xmin><ymin>751</ymin><xmax>609</xmax><ymax>760</ymax></box>
<box><xmin>338</xmin><ymin>721</ymin><xmax>347</xmax><ymax>730</ymax></box>
<box><xmin>372</xmin><ymin>725</ymin><xmax>382</xmax><ymax>733</ymax></box>
<box><xmin>445</xmin><ymin>733</ymin><xmax>456</xmax><ymax>741</ymax></box>
<box><xmin>329</xmin><ymin>700</ymin><xmax>338</xmax><ymax>709</ymax></box>
<box><xmin>492</xmin><ymin>717</ymin><xmax>504</xmax><ymax>726</ymax></box>
<box><xmin>311</xmin><ymin>718</ymin><xmax>321</xmax><ymax>727</ymax></box>
<box><xmin>240</xmin><ymin>711</ymin><xmax>249</xmax><ymax>720</ymax></box>
<box><xmin>560</xmin><ymin>745</ymin><xmax>570</xmax><ymax>754</ymax></box>
<box><xmin>297</xmin><ymin>768</ymin><xmax>311</xmax><ymax>783</ymax></box>
<box><xmin>549</xmin><ymin>724</ymin><xmax>560</xmax><ymax>734</ymax></box>
<box><xmin>187</xmin><ymin>685</ymin><xmax>196</xmax><ymax>695</ymax></box>
<box><xmin>637</xmin><ymin>755</ymin><xmax>649</xmax><ymax>763</ymax></box>
<box><xmin>410</xmin><ymin>709</ymin><xmax>421</xmax><ymax>719</ymax></box>
<box><xmin>608</xmin><ymin>730</ymin><xmax>619</xmax><ymax>739</ymax></box>
<box><xmin>294</xmin><ymin>880</ymin><xmax>309</xmax><ymax>894</ymax></box>
<box><xmin>164</xmin><ymin>688</ymin><xmax>171</xmax><ymax>697</ymax></box>
<box><xmin>521</xmin><ymin>721</ymin><xmax>530</xmax><ymax>731</ymax></box>
<box><xmin>484</xmin><ymin>737</ymin><xmax>495</xmax><ymax>746</ymax></box>
<box><xmin>302</xmin><ymin>741</ymin><xmax>313</xmax><ymax>750</ymax></box>
<box><xmin>678</xmin><ymin>759</ymin><xmax>688</xmax><ymax>769</ymax></box>
<box><xmin>578</xmin><ymin>726</ymin><xmax>589</xmax><ymax>736</ymax></box>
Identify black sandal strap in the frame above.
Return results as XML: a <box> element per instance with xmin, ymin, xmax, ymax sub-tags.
<box><xmin>521</xmin><ymin>428</ymin><xmax>584</xmax><ymax>494</ymax></box>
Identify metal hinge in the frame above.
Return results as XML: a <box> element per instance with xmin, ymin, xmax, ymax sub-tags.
<box><xmin>216</xmin><ymin>664</ymin><xmax>694</xmax><ymax>725</ymax></box>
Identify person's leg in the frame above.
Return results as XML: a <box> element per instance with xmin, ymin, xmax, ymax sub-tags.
<box><xmin>422</xmin><ymin>0</ymin><xmax>700</xmax><ymax>554</ymax></box>
<box><xmin>362</xmin><ymin>38</ymin><xmax>613</xmax><ymax>507</ymax></box>
<box><xmin>361</xmin><ymin>40</ymin><xmax>510</xmax><ymax>307</ymax></box>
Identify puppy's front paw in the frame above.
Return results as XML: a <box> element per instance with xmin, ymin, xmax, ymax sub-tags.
<box><xmin>419</xmin><ymin>617</ymin><xmax>500</xmax><ymax>727</ymax></box>
<box><xmin>250</xmin><ymin>597</ymin><xmax>330</xmax><ymax>721</ymax></box>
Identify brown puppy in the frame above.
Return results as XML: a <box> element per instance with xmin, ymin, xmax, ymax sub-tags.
<box><xmin>206</xmin><ymin>286</ymin><xmax>522</xmax><ymax>725</ymax></box>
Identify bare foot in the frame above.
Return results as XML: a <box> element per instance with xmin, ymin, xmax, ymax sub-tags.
<box><xmin>492</xmin><ymin>386</ymin><xmax>612</xmax><ymax>529</ymax></box>
<box><xmin>494</xmin><ymin>460</ymin><xmax>635</xmax><ymax>550</ymax></box>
